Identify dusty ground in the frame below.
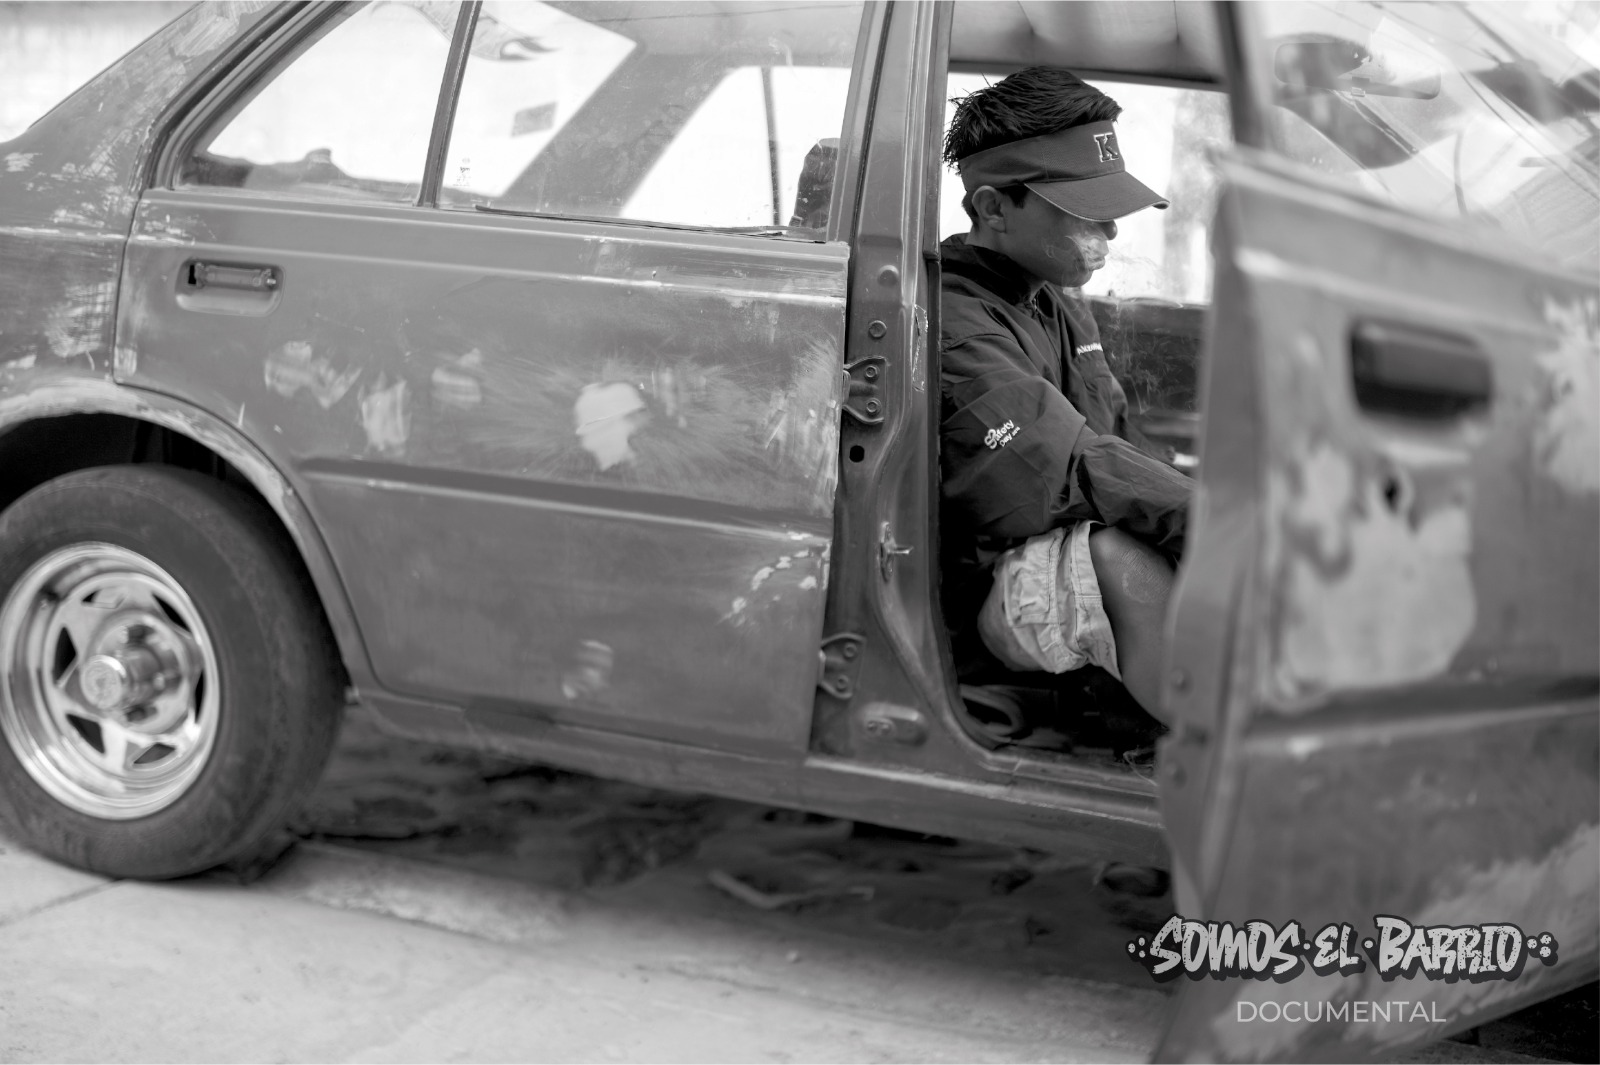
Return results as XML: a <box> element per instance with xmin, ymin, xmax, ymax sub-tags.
<box><xmin>2</xmin><ymin>705</ymin><xmax>1593</xmax><ymax>1062</ymax></box>
<box><xmin>286</xmin><ymin>707</ymin><xmax>1176</xmax><ymax>995</ymax></box>
<box><xmin>282</xmin><ymin>706</ymin><xmax>1596</xmax><ymax>1063</ymax></box>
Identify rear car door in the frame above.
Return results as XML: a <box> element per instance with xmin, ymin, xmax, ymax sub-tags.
<box><xmin>1158</xmin><ymin>3</ymin><xmax>1598</xmax><ymax>1059</ymax></box>
<box><xmin>116</xmin><ymin>0</ymin><xmax>867</xmax><ymax>756</ymax></box>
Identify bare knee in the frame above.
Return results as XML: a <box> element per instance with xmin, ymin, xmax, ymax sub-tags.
<box><xmin>1088</xmin><ymin>525</ymin><xmax>1174</xmax><ymax>608</ymax></box>
<box><xmin>1088</xmin><ymin>525</ymin><xmax>1175</xmax><ymax>724</ymax></box>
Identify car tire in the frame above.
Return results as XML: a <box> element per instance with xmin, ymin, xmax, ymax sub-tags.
<box><xmin>0</xmin><ymin>465</ymin><xmax>343</xmax><ymax>879</ymax></box>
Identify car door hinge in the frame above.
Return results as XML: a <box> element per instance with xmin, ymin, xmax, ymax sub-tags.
<box><xmin>841</xmin><ymin>354</ymin><xmax>887</xmax><ymax>425</ymax></box>
<box><xmin>879</xmin><ymin>521</ymin><xmax>911</xmax><ymax>581</ymax></box>
<box><xmin>817</xmin><ymin>632</ymin><xmax>865</xmax><ymax>701</ymax></box>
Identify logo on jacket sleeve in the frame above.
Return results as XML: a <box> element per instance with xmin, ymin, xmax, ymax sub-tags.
<box><xmin>984</xmin><ymin>420</ymin><xmax>1019</xmax><ymax>449</ymax></box>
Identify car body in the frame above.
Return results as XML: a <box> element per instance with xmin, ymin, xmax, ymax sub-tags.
<box><xmin>0</xmin><ymin>2</ymin><xmax>1594</xmax><ymax>1059</ymax></box>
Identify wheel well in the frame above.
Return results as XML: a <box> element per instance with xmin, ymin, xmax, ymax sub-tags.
<box><xmin>0</xmin><ymin>413</ymin><xmax>349</xmax><ymax>683</ymax></box>
<box><xmin>0</xmin><ymin>414</ymin><xmax>242</xmax><ymax>511</ymax></box>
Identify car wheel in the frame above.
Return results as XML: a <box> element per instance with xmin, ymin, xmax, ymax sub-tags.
<box><xmin>0</xmin><ymin>465</ymin><xmax>343</xmax><ymax>878</ymax></box>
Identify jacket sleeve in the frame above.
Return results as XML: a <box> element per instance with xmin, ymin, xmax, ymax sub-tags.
<box><xmin>941</xmin><ymin>331</ymin><xmax>1190</xmax><ymax>558</ymax></box>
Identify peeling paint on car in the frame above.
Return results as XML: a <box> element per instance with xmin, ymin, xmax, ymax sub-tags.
<box><xmin>559</xmin><ymin>639</ymin><xmax>614</xmax><ymax>702</ymax></box>
<box><xmin>264</xmin><ymin>340</ymin><xmax>361</xmax><ymax>409</ymax></box>
<box><xmin>43</xmin><ymin>280</ymin><xmax>117</xmax><ymax>362</ymax></box>
<box><xmin>359</xmin><ymin>374</ymin><xmax>410</xmax><ymax>455</ymax></box>
<box><xmin>430</xmin><ymin>349</ymin><xmax>483</xmax><ymax>410</ymax></box>
<box><xmin>1534</xmin><ymin>296</ymin><xmax>1599</xmax><ymax>496</ymax></box>
<box><xmin>573</xmin><ymin>382</ymin><xmax>648</xmax><ymax>471</ymax></box>
<box><xmin>135</xmin><ymin>213</ymin><xmax>197</xmax><ymax>246</ymax></box>
<box><xmin>0</xmin><ymin>2</ymin><xmax>279</xmax><ymax>402</ymax></box>
<box><xmin>1268</xmin><ymin>440</ymin><xmax>1476</xmax><ymax>704</ymax></box>
<box><xmin>719</xmin><ymin>539</ymin><xmax>830</xmax><ymax>628</ymax></box>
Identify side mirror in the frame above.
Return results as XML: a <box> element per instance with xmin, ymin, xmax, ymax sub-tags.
<box><xmin>1274</xmin><ymin>37</ymin><xmax>1441</xmax><ymax>100</ymax></box>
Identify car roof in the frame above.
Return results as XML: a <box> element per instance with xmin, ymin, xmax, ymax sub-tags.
<box><xmin>950</xmin><ymin>0</ymin><xmax>1224</xmax><ymax>85</ymax></box>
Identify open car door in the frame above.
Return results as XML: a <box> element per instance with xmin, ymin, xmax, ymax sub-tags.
<box><xmin>1154</xmin><ymin>4</ymin><xmax>1599</xmax><ymax>1060</ymax></box>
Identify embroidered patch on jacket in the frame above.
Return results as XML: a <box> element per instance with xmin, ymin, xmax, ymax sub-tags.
<box><xmin>1075</xmin><ymin>342</ymin><xmax>1104</xmax><ymax>356</ymax></box>
<box><xmin>984</xmin><ymin>420</ymin><xmax>1019</xmax><ymax>449</ymax></box>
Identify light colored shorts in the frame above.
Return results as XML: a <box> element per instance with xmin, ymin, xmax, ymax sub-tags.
<box><xmin>976</xmin><ymin>522</ymin><xmax>1121</xmax><ymax>680</ymax></box>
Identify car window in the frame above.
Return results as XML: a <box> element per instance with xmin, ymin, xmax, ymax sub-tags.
<box><xmin>941</xmin><ymin>75</ymin><xmax>1231</xmax><ymax>305</ymax></box>
<box><xmin>178</xmin><ymin>1</ymin><xmax>456</xmax><ymax>205</ymax></box>
<box><xmin>441</xmin><ymin>2</ymin><xmax>633</xmax><ymax>201</ymax></box>
<box><xmin>622</xmin><ymin>64</ymin><xmax>854</xmax><ymax>228</ymax></box>
<box><xmin>440</xmin><ymin>0</ymin><xmax>864</xmax><ymax>234</ymax></box>
<box><xmin>1253</xmin><ymin>1</ymin><xmax>1600</xmax><ymax>275</ymax></box>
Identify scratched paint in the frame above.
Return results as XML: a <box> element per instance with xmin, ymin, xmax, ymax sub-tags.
<box><xmin>0</xmin><ymin>3</ymin><xmax>279</xmax><ymax>402</ymax></box>
<box><xmin>264</xmin><ymin>340</ymin><xmax>361</xmax><ymax>408</ymax></box>
<box><xmin>43</xmin><ymin>280</ymin><xmax>116</xmax><ymax>363</ymax></box>
<box><xmin>430</xmin><ymin>349</ymin><xmax>483</xmax><ymax>410</ymax></box>
<box><xmin>559</xmin><ymin>639</ymin><xmax>614</xmax><ymax>701</ymax></box>
<box><xmin>573</xmin><ymin>382</ymin><xmax>648</xmax><ymax>471</ymax></box>
<box><xmin>135</xmin><ymin>213</ymin><xmax>197</xmax><ymax>246</ymax></box>
<box><xmin>1268</xmin><ymin>441</ymin><xmax>1475</xmax><ymax>703</ymax></box>
<box><xmin>1534</xmin><ymin>297</ymin><xmax>1600</xmax><ymax>496</ymax></box>
<box><xmin>722</xmin><ymin>544</ymin><xmax>826</xmax><ymax>626</ymax></box>
<box><xmin>359</xmin><ymin>375</ymin><xmax>410</xmax><ymax>455</ymax></box>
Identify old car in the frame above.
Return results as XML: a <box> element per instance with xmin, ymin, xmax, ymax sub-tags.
<box><xmin>0</xmin><ymin>1</ymin><xmax>1594</xmax><ymax>1059</ymax></box>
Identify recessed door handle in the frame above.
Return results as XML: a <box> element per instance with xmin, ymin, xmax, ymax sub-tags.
<box><xmin>185</xmin><ymin>260</ymin><xmax>280</xmax><ymax>292</ymax></box>
<box><xmin>1350</xmin><ymin>319</ymin><xmax>1492</xmax><ymax>418</ymax></box>
<box><xmin>176</xmin><ymin>259</ymin><xmax>282</xmax><ymax>316</ymax></box>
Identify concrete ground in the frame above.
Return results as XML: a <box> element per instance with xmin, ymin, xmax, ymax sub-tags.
<box><xmin>1</xmin><ymin>706</ymin><xmax>1593</xmax><ymax>1063</ymax></box>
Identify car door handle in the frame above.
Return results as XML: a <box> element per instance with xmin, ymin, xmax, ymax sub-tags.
<box><xmin>1350</xmin><ymin>319</ymin><xmax>1492</xmax><ymax>418</ymax></box>
<box><xmin>185</xmin><ymin>260</ymin><xmax>280</xmax><ymax>292</ymax></box>
<box><xmin>176</xmin><ymin>259</ymin><xmax>282</xmax><ymax>316</ymax></box>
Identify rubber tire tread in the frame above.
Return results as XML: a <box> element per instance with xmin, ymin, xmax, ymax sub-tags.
<box><xmin>0</xmin><ymin>465</ymin><xmax>343</xmax><ymax>879</ymax></box>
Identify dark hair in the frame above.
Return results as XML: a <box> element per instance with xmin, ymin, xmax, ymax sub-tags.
<box><xmin>944</xmin><ymin>67</ymin><xmax>1121</xmax><ymax>166</ymax></box>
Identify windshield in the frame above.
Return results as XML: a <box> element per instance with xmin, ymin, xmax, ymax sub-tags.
<box><xmin>1259</xmin><ymin>1</ymin><xmax>1600</xmax><ymax>274</ymax></box>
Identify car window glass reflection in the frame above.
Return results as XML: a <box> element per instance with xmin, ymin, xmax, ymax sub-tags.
<box><xmin>181</xmin><ymin>1</ymin><xmax>453</xmax><ymax>205</ymax></box>
<box><xmin>441</xmin><ymin>1</ymin><xmax>635</xmax><ymax>202</ymax></box>
<box><xmin>1259</xmin><ymin>0</ymin><xmax>1600</xmax><ymax>275</ymax></box>
<box><xmin>440</xmin><ymin>0</ymin><xmax>864</xmax><ymax>236</ymax></box>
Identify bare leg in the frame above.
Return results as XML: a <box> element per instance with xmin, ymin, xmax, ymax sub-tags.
<box><xmin>1088</xmin><ymin>526</ymin><xmax>1176</xmax><ymax>724</ymax></box>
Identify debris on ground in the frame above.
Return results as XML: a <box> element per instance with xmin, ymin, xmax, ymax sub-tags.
<box><xmin>707</xmin><ymin>869</ymin><xmax>874</xmax><ymax>911</ymax></box>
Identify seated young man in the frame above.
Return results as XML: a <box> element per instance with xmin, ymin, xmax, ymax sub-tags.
<box><xmin>939</xmin><ymin>67</ymin><xmax>1192</xmax><ymax>725</ymax></box>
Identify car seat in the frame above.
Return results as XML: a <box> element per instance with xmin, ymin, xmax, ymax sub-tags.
<box><xmin>790</xmin><ymin>138</ymin><xmax>839</xmax><ymax>230</ymax></box>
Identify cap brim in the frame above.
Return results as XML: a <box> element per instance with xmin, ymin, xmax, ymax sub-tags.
<box><xmin>1025</xmin><ymin>172</ymin><xmax>1169</xmax><ymax>222</ymax></box>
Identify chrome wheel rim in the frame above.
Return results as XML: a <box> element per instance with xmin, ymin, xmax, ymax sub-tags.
<box><xmin>0</xmin><ymin>543</ymin><xmax>221</xmax><ymax>819</ymax></box>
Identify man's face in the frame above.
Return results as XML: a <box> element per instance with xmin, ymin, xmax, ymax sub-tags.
<box><xmin>985</xmin><ymin>189</ymin><xmax>1118</xmax><ymax>289</ymax></box>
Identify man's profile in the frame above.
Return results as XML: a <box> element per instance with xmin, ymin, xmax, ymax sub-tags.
<box><xmin>938</xmin><ymin>67</ymin><xmax>1192</xmax><ymax>725</ymax></box>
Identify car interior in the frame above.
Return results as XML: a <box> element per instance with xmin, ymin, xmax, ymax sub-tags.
<box><xmin>935</xmin><ymin>3</ymin><xmax>1224</xmax><ymax>765</ymax></box>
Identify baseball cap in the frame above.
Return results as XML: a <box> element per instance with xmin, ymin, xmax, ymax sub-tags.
<box><xmin>957</xmin><ymin>120</ymin><xmax>1169</xmax><ymax>222</ymax></box>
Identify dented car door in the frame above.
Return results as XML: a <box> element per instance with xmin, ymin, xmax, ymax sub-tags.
<box><xmin>115</xmin><ymin>1</ymin><xmax>866</xmax><ymax>756</ymax></box>
<box><xmin>1156</xmin><ymin>3</ymin><xmax>1599</xmax><ymax>1059</ymax></box>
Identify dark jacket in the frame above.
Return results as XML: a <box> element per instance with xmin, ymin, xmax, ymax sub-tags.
<box><xmin>938</xmin><ymin>235</ymin><xmax>1190</xmax><ymax>674</ymax></box>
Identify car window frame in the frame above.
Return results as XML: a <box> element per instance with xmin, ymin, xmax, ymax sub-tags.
<box><xmin>155</xmin><ymin>0</ymin><xmax>473</xmax><ymax>210</ymax></box>
<box><xmin>427</xmin><ymin>1</ymin><xmax>876</xmax><ymax>240</ymax></box>
<box><xmin>157</xmin><ymin>0</ymin><xmax>879</xmax><ymax>246</ymax></box>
